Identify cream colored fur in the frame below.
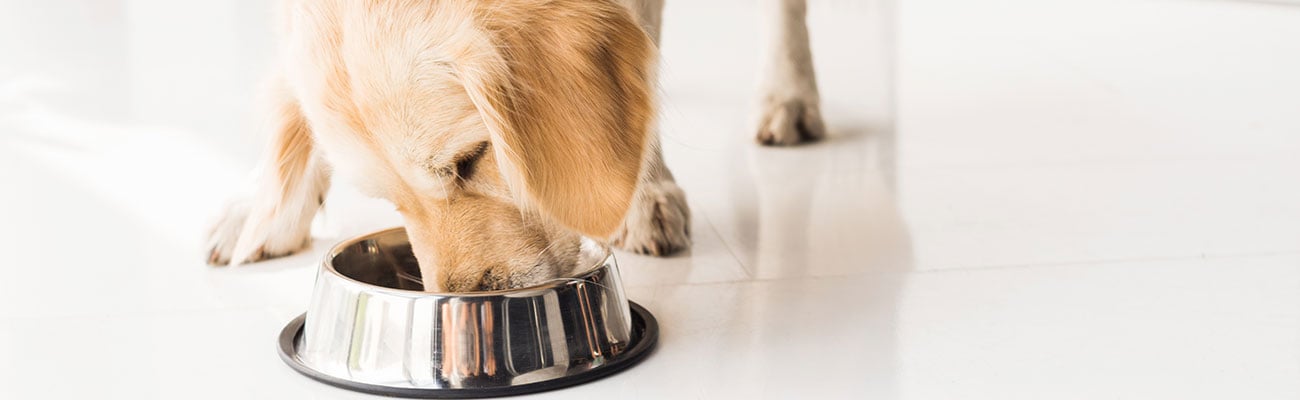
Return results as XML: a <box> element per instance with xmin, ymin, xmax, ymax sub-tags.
<box><xmin>208</xmin><ymin>0</ymin><xmax>823</xmax><ymax>291</ymax></box>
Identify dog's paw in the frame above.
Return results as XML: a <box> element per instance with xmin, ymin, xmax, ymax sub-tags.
<box><xmin>756</xmin><ymin>94</ymin><xmax>826</xmax><ymax>146</ymax></box>
<box><xmin>611</xmin><ymin>180</ymin><xmax>691</xmax><ymax>256</ymax></box>
<box><xmin>205</xmin><ymin>197</ymin><xmax>312</xmax><ymax>266</ymax></box>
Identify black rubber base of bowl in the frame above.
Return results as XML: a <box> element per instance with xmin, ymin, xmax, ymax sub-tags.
<box><xmin>277</xmin><ymin>302</ymin><xmax>659</xmax><ymax>399</ymax></box>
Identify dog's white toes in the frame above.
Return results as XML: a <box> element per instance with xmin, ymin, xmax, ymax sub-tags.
<box><xmin>205</xmin><ymin>198</ymin><xmax>310</xmax><ymax>266</ymax></box>
<box><xmin>206</xmin><ymin>199</ymin><xmax>249</xmax><ymax>266</ymax></box>
<box><xmin>612</xmin><ymin>180</ymin><xmax>691</xmax><ymax>256</ymax></box>
<box><xmin>756</xmin><ymin>97</ymin><xmax>826</xmax><ymax>146</ymax></box>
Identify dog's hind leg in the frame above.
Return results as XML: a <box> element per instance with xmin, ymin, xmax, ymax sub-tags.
<box><xmin>206</xmin><ymin>75</ymin><xmax>331</xmax><ymax>265</ymax></box>
<box><xmin>756</xmin><ymin>0</ymin><xmax>826</xmax><ymax>145</ymax></box>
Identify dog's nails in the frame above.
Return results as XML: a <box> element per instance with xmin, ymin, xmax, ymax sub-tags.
<box><xmin>207</xmin><ymin>249</ymin><xmax>222</xmax><ymax>265</ymax></box>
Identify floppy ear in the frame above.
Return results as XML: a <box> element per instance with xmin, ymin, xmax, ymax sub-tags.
<box><xmin>458</xmin><ymin>3</ymin><xmax>656</xmax><ymax>238</ymax></box>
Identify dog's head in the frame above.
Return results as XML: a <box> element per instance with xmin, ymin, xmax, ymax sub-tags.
<box><xmin>330</xmin><ymin>1</ymin><xmax>655</xmax><ymax>291</ymax></box>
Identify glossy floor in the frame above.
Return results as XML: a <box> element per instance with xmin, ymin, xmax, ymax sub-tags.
<box><xmin>2</xmin><ymin>0</ymin><xmax>1298</xmax><ymax>399</ymax></box>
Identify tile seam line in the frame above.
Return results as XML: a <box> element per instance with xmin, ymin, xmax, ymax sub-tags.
<box><xmin>0</xmin><ymin>303</ymin><xmax>303</xmax><ymax>322</ymax></box>
<box><xmin>696</xmin><ymin>207</ymin><xmax>753</xmax><ymax>278</ymax></box>
<box><xmin>915</xmin><ymin>250</ymin><xmax>1300</xmax><ymax>274</ymax></box>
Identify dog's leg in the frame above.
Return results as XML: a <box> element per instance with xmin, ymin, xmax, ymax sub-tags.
<box><xmin>207</xmin><ymin>76</ymin><xmax>330</xmax><ymax>265</ymax></box>
<box><xmin>608</xmin><ymin>0</ymin><xmax>690</xmax><ymax>256</ymax></box>
<box><xmin>612</xmin><ymin>144</ymin><xmax>691</xmax><ymax>256</ymax></box>
<box><xmin>756</xmin><ymin>0</ymin><xmax>825</xmax><ymax>145</ymax></box>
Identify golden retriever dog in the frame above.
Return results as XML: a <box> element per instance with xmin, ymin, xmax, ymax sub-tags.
<box><xmin>206</xmin><ymin>0</ymin><xmax>824</xmax><ymax>291</ymax></box>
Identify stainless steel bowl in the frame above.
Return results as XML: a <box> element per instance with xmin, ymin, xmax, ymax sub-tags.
<box><xmin>277</xmin><ymin>228</ymin><xmax>657</xmax><ymax>398</ymax></box>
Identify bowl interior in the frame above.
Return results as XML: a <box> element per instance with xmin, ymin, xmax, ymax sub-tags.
<box><xmin>329</xmin><ymin>229</ymin><xmax>426</xmax><ymax>291</ymax></box>
<box><xmin>326</xmin><ymin>228</ymin><xmax>611</xmax><ymax>294</ymax></box>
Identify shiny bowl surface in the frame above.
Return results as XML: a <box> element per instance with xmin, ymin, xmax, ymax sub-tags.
<box><xmin>277</xmin><ymin>228</ymin><xmax>657</xmax><ymax>398</ymax></box>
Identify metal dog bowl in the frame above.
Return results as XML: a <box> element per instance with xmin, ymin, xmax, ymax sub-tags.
<box><xmin>277</xmin><ymin>228</ymin><xmax>658</xmax><ymax>398</ymax></box>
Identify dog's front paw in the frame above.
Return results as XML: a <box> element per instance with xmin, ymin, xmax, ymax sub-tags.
<box><xmin>756</xmin><ymin>93</ymin><xmax>826</xmax><ymax>146</ymax></box>
<box><xmin>611</xmin><ymin>180</ymin><xmax>691</xmax><ymax>256</ymax></box>
<box><xmin>205</xmin><ymin>197</ymin><xmax>312</xmax><ymax>266</ymax></box>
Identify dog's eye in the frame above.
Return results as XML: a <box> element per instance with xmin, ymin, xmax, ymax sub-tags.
<box><xmin>454</xmin><ymin>142</ymin><xmax>489</xmax><ymax>181</ymax></box>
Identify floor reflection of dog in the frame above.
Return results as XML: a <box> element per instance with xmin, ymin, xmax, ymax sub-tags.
<box><xmin>745</xmin><ymin>125</ymin><xmax>911</xmax><ymax>398</ymax></box>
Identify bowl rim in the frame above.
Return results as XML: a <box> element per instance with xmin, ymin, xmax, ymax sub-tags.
<box><xmin>321</xmin><ymin>227</ymin><xmax>615</xmax><ymax>297</ymax></box>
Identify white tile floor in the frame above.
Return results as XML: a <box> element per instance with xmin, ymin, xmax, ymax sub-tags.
<box><xmin>2</xmin><ymin>0</ymin><xmax>1298</xmax><ymax>399</ymax></box>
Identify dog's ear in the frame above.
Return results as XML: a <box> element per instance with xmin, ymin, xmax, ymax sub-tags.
<box><xmin>458</xmin><ymin>3</ymin><xmax>655</xmax><ymax>238</ymax></box>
